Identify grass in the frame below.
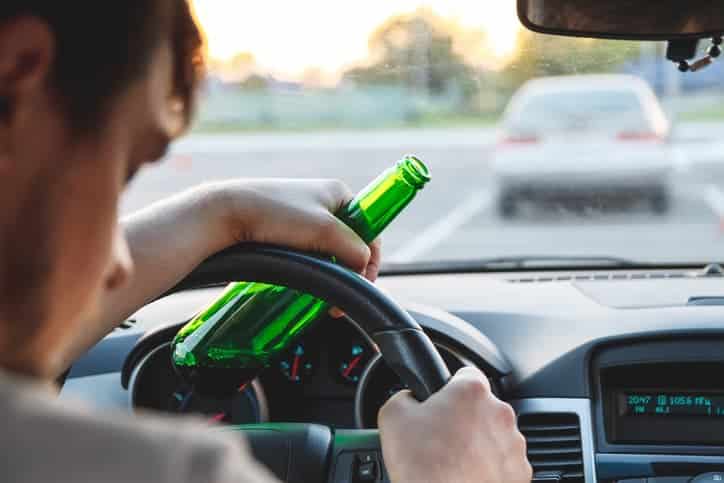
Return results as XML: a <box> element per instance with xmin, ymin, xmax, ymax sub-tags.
<box><xmin>191</xmin><ymin>112</ymin><xmax>499</xmax><ymax>134</ymax></box>
<box><xmin>679</xmin><ymin>106</ymin><xmax>724</xmax><ymax>122</ymax></box>
<box><xmin>191</xmin><ymin>108</ymin><xmax>724</xmax><ymax>135</ymax></box>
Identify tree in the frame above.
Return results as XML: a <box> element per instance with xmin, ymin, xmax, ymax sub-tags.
<box><xmin>237</xmin><ymin>73</ymin><xmax>268</xmax><ymax>91</ymax></box>
<box><xmin>343</xmin><ymin>9</ymin><xmax>480</xmax><ymax>98</ymax></box>
<box><xmin>208</xmin><ymin>51</ymin><xmax>258</xmax><ymax>83</ymax></box>
<box><xmin>500</xmin><ymin>30</ymin><xmax>640</xmax><ymax>92</ymax></box>
<box><xmin>229</xmin><ymin>52</ymin><xmax>257</xmax><ymax>80</ymax></box>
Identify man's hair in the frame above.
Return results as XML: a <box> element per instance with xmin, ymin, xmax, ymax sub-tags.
<box><xmin>0</xmin><ymin>0</ymin><xmax>205</xmax><ymax>131</ymax></box>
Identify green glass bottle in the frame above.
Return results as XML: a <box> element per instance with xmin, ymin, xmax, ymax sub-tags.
<box><xmin>171</xmin><ymin>155</ymin><xmax>430</xmax><ymax>396</ymax></box>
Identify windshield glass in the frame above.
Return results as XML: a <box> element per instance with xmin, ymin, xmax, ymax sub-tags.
<box><xmin>123</xmin><ymin>1</ymin><xmax>724</xmax><ymax>266</ymax></box>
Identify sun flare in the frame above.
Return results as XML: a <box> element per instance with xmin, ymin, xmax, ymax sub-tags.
<box><xmin>192</xmin><ymin>0</ymin><xmax>521</xmax><ymax>78</ymax></box>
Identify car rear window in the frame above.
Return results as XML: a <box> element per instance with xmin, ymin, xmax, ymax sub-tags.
<box><xmin>507</xmin><ymin>88</ymin><xmax>649</xmax><ymax>133</ymax></box>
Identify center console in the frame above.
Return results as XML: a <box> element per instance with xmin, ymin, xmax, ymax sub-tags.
<box><xmin>603</xmin><ymin>362</ymin><xmax>724</xmax><ymax>446</ymax></box>
<box><xmin>592</xmin><ymin>337</ymin><xmax>724</xmax><ymax>482</ymax></box>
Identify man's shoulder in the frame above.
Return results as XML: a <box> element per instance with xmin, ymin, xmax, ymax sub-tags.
<box><xmin>0</xmin><ymin>371</ymin><xmax>277</xmax><ymax>483</ymax></box>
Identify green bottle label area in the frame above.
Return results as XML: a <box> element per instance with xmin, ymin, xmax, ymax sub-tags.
<box><xmin>173</xmin><ymin>282</ymin><xmax>328</xmax><ymax>369</ymax></box>
<box><xmin>171</xmin><ymin>156</ymin><xmax>430</xmax><ymax>392</ymax></box>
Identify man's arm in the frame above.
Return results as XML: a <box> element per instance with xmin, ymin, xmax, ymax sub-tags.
<box><xmin>59</xmin><ymin>179</ymin><xmax>381</xmax><ymax>372</ymax></box>
<box><xmin>61</xmin><ymin>187</ymin><xmax>225</xmax><ymax>366</ymax></box>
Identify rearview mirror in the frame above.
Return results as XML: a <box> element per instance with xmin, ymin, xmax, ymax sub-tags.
<box><xmin>518</xmin><ymin>0</ymin><xmax>724</xmax><ymax>40</ymax></box>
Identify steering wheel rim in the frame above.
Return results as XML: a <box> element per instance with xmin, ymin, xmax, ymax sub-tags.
<box><xmin>124</xmin><ymin>243</ymin><xmax>451</xmax><ymax>482</ymax></box>
<box><xmin>166</xmin><ymin>243</ymin><xmax>451</xmax><ymax>400</ymax></box>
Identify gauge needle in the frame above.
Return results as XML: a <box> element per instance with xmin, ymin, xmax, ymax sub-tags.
<box><xmin>291</xmin><ymin>354</ymin><xmax>300</xmax><ymax>380</ymax></box>
<box><xmin>343</xmin><ymin>355</ymin><xmax>363</xmax><ymax>377</ymax></box>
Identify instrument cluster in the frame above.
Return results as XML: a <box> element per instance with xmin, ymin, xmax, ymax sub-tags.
<box><xmin>130</xmin><ymin>315</ymin><xmax>378</xmax><ymax>428</ymax></box>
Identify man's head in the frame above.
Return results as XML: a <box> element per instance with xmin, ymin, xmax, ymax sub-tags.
<box><xmin>0</xmin><ymin>0</ymin><xmax>204</xmax><ymax>377</ymax></box>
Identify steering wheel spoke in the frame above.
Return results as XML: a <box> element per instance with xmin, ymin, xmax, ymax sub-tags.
<box><xmin>229</xmin><ymin>424</ymin><xmax>389</xmax><ymax>483</ymax></box>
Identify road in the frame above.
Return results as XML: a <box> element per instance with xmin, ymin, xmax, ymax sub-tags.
<box><xmin>121</xmin><ymin>124</ymin><xmax>724</xmax><ymax>265</ymax></box>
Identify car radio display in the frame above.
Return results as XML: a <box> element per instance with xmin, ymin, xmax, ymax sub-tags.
<box><xmin>604</xmin><ymin>364</ymin><xmax>724</xmax><ymax>444</ymax></box>
<box><xmin>622</xmin><ymin>392</ymin><xmax>724</xmax><ymax>417</ymax></box>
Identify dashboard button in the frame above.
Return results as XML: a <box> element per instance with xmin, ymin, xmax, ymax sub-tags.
<box><xmin>355</xmin><ymin>452</ymin><xmax>380</xmax><ymax>482</ymax></box>
<box><xmin>533</xmin><ymin>471</ymin><xmax>563</xmax><ymax>481</ymax></box>
<box><xmin>357</xmin><ymin>452</ymin><xmax>376</xmax><ymax>464</ymax></box>
<box><xmin>357</xmin><ymin>462</ymin><xmax>377</xmax><ymax>481</ymax></box>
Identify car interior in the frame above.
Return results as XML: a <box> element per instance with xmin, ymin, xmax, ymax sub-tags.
<box><xmin>60</xmin><ymin>1</ymin><xmax>724</xmax><ymax>482</ymax></box>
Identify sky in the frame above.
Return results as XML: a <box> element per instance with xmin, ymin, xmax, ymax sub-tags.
<box><xmin>192</xmin><ymin>0</ymin><xmax>520</xmax><ymax>79</ymax></box>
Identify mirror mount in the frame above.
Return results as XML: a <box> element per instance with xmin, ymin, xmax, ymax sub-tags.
<box><xmin>667</xmin><ymin>36</ymin><xmax>722</xmax><ymax>72</ymax></box>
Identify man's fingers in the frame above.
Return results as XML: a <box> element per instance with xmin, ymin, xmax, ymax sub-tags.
<box><xmin>448</xmin><ymin>366</ymin><xmax>492</xmax><ymax>395</ymax></box>
<box><xmin>327</xmin><ymin>239</ymin><xmax>380</xmax><ymax>319</ymax></box>
<box><xmin>364</xmin><ymin>238</ymin><xmax>382</xmax><ymax>282</ymax></box>
<box><xmin>328</xmin><ymin>307</ymin><xmax>345</xmax><ymax>318</ymax></box>
<box><xmin>379</xmin><ymin>388</ymin><xmax>418</xmax><ymax>423</ymax></box>
<box><xmin>318</xmin><ymin>215</ymin><xmax>371</xmax><ymax>273</ymax></box>
<box><xmin>452</xmin><ymin>365</ymin><xmax>489</xmax><ymax>382</ymax></box>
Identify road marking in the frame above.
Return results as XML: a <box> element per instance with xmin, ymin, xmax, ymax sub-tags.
<box><xmin>703</xmin><ymin>184</ymin><xmax>724</xmax><ymax>218</ymax></box>
<box><xmin>388</xmin><ymin>191</ymin><xmax>493</xmax><ymax>263</ymax></box>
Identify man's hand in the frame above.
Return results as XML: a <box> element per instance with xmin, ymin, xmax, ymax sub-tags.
<box><xmin>214</xmin><ymin>178</ymin><xmax>381</xmax><ymax>281</ymax></box>
<box><xmin>379</xmin><ymin>366</ymin><xmax>532</xmax><ymax>483</ymax></box>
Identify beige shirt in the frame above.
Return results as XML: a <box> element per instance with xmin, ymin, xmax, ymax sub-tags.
<box><xmin>0</xmin><ymin>371</ymin><xmax>279</xmax><ymax>483</ymax></box>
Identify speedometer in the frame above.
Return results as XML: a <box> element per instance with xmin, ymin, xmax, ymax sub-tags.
<box><xmin>129</xmin><ymin>342</ymin><xmax>268</xmax><ymax>425</ymax></box>
<box><xmin>169</xmin><ymin>381</ymin><xmax>265</xmax><ymax>424</ymax></box>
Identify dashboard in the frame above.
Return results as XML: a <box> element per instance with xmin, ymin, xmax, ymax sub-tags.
<box><xmin>61</xmin><ymin>266</ymin><xmax>724</xmax><ymax>483</ymax></box>
<box><xmin>126</xmin><ymin>310</ymin><xmax>482</xmax><ymax>430</ymax></box>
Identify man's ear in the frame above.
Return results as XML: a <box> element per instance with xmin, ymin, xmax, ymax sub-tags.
<box><xmin>0</xmin><ymin>16</ymin><xmax>54</xmax><ymax>101</ymax></box>
<box><xmin>0</xmin><ymin>16</ymin><xmax>54</xmax><ymax>165</ymax></box>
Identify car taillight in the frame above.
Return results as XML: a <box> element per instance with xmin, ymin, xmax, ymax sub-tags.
<box><xmin>616</xmin><ymin>131</ymin><xmax>663</xmax><ymax>142</ymax></box>
<box><xmin>497</xmin><ymin>134</ymin><xmax>539</xmax><ymax>146</ymax></box>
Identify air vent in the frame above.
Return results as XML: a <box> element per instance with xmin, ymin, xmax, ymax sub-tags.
<box><xmin>518</xmin><ymin>413</ymin><xmax>584</xmax><ymax>482</ymax></box>
<box><xmin>116</xmin><ymin>318</ymin><xmax>138</xmax><ymax>331</ymax></box>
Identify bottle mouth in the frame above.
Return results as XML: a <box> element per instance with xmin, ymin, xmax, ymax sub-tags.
<box><xmin>398</xmin><ymin>155</ymin><xmax>431</xmax><ymax>188</ymax></box>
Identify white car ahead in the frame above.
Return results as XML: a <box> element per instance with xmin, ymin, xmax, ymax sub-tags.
<box><xmin>490</xmin><ymin>74</ymin><xmax>673</xmax><ymax>218</ymax></box>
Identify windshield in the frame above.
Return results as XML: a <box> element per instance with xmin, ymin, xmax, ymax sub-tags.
<box><xmin>123</xmin><ymin>1</ymin><xmax>724</xmax><ymax>267</ymax></box>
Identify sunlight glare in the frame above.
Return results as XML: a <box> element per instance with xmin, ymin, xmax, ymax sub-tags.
<box><xmin>192</xmin><ymin>0</ymin><xmax>521</xmax><ymax>77</ymax></box>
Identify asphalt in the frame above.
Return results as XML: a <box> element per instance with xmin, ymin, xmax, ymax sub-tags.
<box><xmin>121</xmin><ymin>124</ymin><xmax>724</xmax><ymax>266</ymax></box>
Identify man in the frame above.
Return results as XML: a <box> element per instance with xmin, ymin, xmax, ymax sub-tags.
<box><xmin>0</xmin><ymin>1</ymin><xmax>531</xmax><ymax>482</ymax></box>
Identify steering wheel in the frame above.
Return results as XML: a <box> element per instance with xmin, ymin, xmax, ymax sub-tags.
<box><xmin>163</xmin><ymin>243</ymin><xmax>452</xmax><ymax>483</ymax></box>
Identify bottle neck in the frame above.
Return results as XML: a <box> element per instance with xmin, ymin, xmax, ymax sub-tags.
<box><xmin>336</xmin><ymin>156</ymin><xmax>429</xmax><ymax>244</ymax></box>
